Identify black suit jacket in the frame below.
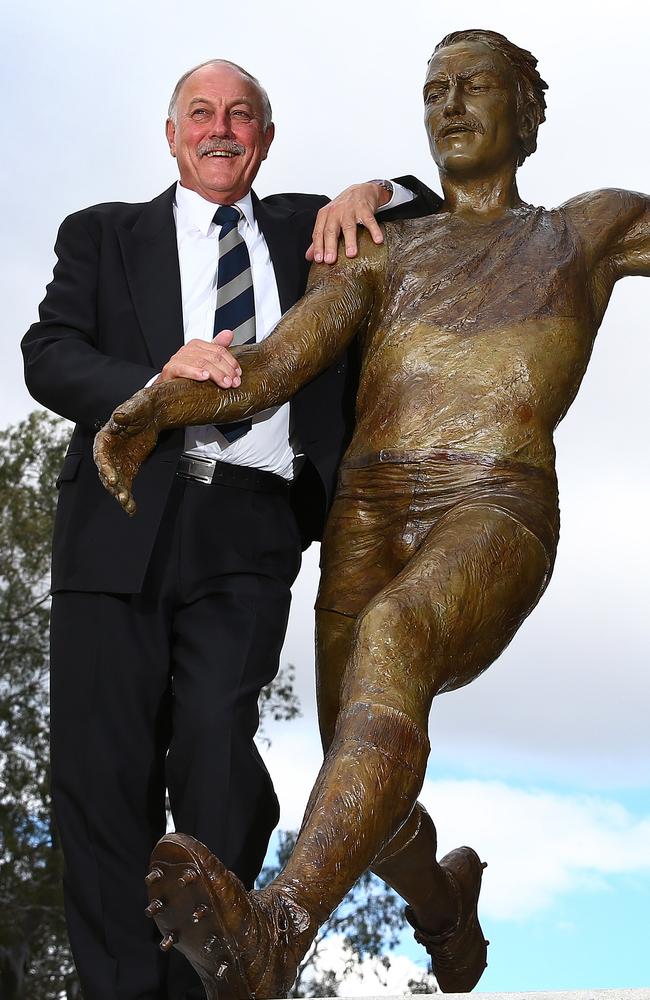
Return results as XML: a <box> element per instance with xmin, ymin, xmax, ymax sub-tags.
<box><xmin>22</xmin><ymin>178</ymin><xmax>441</xmax><ymax>593</ymax></box>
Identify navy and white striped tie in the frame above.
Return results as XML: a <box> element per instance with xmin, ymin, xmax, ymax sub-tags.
<box><xmin>213</xmin><ymin>204</ymin><xmax>255</xmax><ymax>443</ymax></box>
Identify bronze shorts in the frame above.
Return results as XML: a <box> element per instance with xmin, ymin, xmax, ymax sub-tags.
<box><xmin>316</xmin><ymin>448</ymin><xmax>560</xmax><ymax>618</ymax></box>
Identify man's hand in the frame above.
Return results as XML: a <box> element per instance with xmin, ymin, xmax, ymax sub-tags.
<box><xmin>94</xmin><ymin>389</ymin><xmax>163</xmax><ymax>516</ymax></box>
<box><xmin>157</xmin><ymin>329</ymin><xmax>242</xmax><ymax>387</ymax></box>
<box><xmin>307</xmin><ymin>182</ymin><xmax>389</xmax><ymax>265</ymax></box>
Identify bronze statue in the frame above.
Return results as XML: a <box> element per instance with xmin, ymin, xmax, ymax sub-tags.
<box><xmin>94</xmin><ymin>29</ymin><xmax>649</xmax><ymax>999</ymax></box>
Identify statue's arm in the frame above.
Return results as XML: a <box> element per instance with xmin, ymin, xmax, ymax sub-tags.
<box><xmin>607</xmin><ymin>194</ymin><xmax>650</xmax><ymax>278</ymax></box>
<box><xmin>563</xmin><ymin>189</ymin><xmax>650</xmax><ymax>278</ymax></box>
<box><xmin>94</xmin><ymin>232</ymin><xmax>386</xmax><ymax>514</ymax></box>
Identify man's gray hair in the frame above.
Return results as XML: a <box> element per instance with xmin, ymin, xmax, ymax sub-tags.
<box><xmin>431</xmin><ymin>29</ymin><xmax>548</xmax><ymax>165</ymax></box>
<box><xmin>168</xmin><ymin>59</ymin><xmax>273</xmax><ymax>128</ymax></box>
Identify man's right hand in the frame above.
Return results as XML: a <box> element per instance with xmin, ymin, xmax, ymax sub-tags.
<box><xmin>157</xmin><ymin>329</ymin><xmax>242</xmax><ymax>387</ymax></box>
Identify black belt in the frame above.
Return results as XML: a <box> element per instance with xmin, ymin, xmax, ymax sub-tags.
<box><xmin>176</xmin><ymin>453</ymin><xmax>289</xmax><ymax>494</ymax></box>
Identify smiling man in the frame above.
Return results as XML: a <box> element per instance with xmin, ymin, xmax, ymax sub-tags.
<box><xmin>167</xmin><ymin>63</ymin><xmax>274</xmax><ymax>206</ymax></box>
<box><xmin>94</xmin><ymin>30</ymin><xmax>649</xmax><ymax>998</ymax></box>
<box><xmin>21</xmin><ymin>58</ymin><xmax>437</xmax><ymax>1000</ymax></box>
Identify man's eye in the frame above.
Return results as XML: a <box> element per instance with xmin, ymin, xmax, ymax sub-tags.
<box><xmin>468</xmin><ymin>83</ymin><xmax>489</xmax><ymax>93</ymax></box>
<box><xmin>191</xmin><ymin>109</ymin><xmax>209</xmax><ymax>118</ymax></box>
<box><xmin>231</xmin><ymin>110</ymin><xmax>252</xmax><ymax>120</ymax></box>
<box><xmin>426</xmin><ymin>91</ymin><xmax>445</xmax><ymax>103</ymax></box>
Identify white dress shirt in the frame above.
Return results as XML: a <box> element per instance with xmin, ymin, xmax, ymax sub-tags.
<box><xmin>171</xmin><ymin>180</ymin><xmax>415</xmax><ymax>479</ymax></box>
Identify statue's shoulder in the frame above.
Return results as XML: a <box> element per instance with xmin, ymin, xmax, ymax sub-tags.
<box><xmin>557</xmin><ymin>189</ymin><xmax>647</xmax><ymax>252</ymax></box>
<box><xmin>384</xmin><ymin>214</ymin><xmax>440</xmax><ymax>234</ymax></box>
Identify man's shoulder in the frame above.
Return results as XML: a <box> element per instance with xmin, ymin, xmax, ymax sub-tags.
<box><xmin>61</xmin><ymin>186</ymin><xmax>175</xmax><ymax>232</ymax></box>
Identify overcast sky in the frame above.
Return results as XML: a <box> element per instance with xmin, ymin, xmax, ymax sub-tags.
<box><xmin>3</xmin><ymin>0</ymin><xmax>649</xmax><ymax>992</ymax></box>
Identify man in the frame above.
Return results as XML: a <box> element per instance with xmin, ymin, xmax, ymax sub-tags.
<box><xmin>21</xmin><ymin>59</ymin><xmax>438</xmax><ymax>1000</ymax></box>
<box><xmin>96</xmin><ymin>30</ymin><xmax>649</xmax><ymax>998</ymax></box>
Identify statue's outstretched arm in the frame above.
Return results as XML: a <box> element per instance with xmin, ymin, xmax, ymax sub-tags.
<box><xmin>564</xmin><ymin>189</ymin><xmax>650</xmax><ymax>279</ymax></box>
<box><xmin>611</xmin><ymin>194</ymin><xmax>650</xmax><ymax>278</ymax></box>
<box><xmin>94</xmin><ymin>233</ymin><xmax>386</xmax><ymax>514</ymax></box>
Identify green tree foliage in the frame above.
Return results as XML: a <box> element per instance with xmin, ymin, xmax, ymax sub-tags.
<box><xmin>258</xmin><ymin>831</ymin><xmax>437</xmax><ymax>997</ymax></box>
<box><xmin>0</xmin><ymin>412</ymin><xmax>78</xmax><ymax>999</ymax></box>
<box><xmin>257</xmin><ymin>662</ymin><xmax>301</xmax><ymax>745</ymax></box>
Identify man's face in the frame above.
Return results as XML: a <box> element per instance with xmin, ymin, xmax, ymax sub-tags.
<box><xmin>166</xmin><ymin>63</ymin><xmax>274</xmax><ymax>204</ymax></box>
<box><xmin>424</xmin><ymin>41</ymin><xmax>521</xmax><ymax>177</ymax></box>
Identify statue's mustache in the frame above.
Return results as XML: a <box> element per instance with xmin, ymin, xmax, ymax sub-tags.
<box><xmin>435</xmin><ymin>118</ymin><xmax>485</xmax><ymax>141</ymax></box>
<box><xmin>198</xmin><ymin>139</ymin><xmax>246</xmax><ymax>157</ymax></box>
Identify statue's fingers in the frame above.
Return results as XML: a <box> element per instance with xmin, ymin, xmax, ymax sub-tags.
<box><xmin>112</xmin><ymin>392</ymin><xmax>151</xmax><ymax>430</ymax></box>
<box><xmin>110</xmin><ymin>411</ymin><xmax>139</xmax><ymax>434</ymax></box>
<box><xmin>94</xmin><ymin>429</ymin><xmax>117</xmax><ymax>471</ymax></box>
<box><xmin>116</xmin><ymin>488</ymin><xmax>136</xmax><ymax>516</ymax></box>
<box><xmin>111</xmin><ymin>408</ymin><xmax>131</xmax><ymax>427</ymax></box>
<box><xmin>96</xmin><ymin>451</ymin><xmax>119</xmax><ymax>487</ymax></box>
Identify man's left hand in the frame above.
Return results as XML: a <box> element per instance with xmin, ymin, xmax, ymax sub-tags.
<box><xmin>307</xmin><ymin>182</ymin><xmax>389</xmax><ymax>265</ymax></box>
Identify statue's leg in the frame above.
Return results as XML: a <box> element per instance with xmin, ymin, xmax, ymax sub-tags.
<box><xmin>315</xmin><ymin>609</ymin><xmax>449</xmax><ymax>924</ymax></box>
<box><xmin>145</xmin><ymin>699</ymin><xmax>429</xmax><ymax>999</ymax></box>
<box><xmin>340</xmin><ymin>501</ymin><xmax>552</xmax><ymax>989</ymax></box>
<box><xmin>146</xmin><ymin>503</ymin><xmax>552</xmax><ymax>998</ymax></box>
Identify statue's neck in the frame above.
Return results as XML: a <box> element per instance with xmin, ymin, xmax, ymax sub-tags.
<box><xmin>439</xmin><ymin>167</ymin><xmax>524</xmax><ymax>220</ymax></box>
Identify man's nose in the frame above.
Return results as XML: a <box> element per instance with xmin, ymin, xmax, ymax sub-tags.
<box><xmin>443</xmin><ymin>84</ymin><xmax>465</xmax><ymax>117</ymax></box>
<box><xmin>210</xmin><ymin>110</ymin><xmax>232</xmax><ymax>136</ymax></box>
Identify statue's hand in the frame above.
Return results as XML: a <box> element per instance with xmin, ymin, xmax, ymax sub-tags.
<box><xmin>93</xmin><ymin>389</ymin><xmax>161</xmax><ymax>516</ymax></box>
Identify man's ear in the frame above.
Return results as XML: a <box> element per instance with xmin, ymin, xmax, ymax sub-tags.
<box><xmin>261</xmin><ymin>122</ymin><xmax>275</xmax><ymax>161</ymax></box>
<box><xmin>166</xmin><ymin>118</ymin><xmax>177</xmax><ymax>158</ymax></box>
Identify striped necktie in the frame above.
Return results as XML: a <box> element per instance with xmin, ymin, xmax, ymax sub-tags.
<box><xmin>213</xmin><ymin>204</ymin><xmax>255</xmax><ymax>443</ymax></box>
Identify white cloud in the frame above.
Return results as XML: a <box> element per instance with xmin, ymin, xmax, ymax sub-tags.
<box><xmin>416</xmin><ymin>779</ymin><xmax>650</xmax><ymax>922</ymax></box>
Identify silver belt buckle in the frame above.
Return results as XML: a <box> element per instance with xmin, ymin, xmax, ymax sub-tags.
<box><xmin>179</xmin><ymin>454</ymin><xmax>216</xmax><ymax>484</ymax></box>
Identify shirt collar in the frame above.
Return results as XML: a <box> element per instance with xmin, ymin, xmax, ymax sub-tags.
<box><xmin>174</xmin><ymin>182</ymin><xmax>256</xmax><ymax>237</ymax></box>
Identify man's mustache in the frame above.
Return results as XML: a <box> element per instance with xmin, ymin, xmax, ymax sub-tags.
<box><xmin>435</xmin><ymin>118</ymin><xmax>485</xmax><ymax>141</ymax></box>
<box><xmin>198</xmin><ymin>139</ymin><xmax>246</xmax><ymax>157</ymax></box>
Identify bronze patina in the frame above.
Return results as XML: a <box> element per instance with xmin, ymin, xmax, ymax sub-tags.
<box><xmin>95</xmin><ymin>29</ymin><xmax>650</xmax><ymax>998</ymax></box>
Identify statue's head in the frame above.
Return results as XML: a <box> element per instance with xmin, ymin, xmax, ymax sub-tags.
<box><xmin>424</xmin><ymin>29</ymin><xmax>548</xmax><ymax>177</ymax></box>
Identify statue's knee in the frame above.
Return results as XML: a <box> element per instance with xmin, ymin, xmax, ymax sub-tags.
<box><xmin>356</xmin><ymin>594</ymin><xmax>407</xmax><ymax>650</ymax></box>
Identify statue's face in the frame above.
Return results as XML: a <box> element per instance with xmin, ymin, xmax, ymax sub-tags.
<box><xmin>424</xmin><ymin>41</ymin><xmax>521</xmax><ymax>177</ymax></box>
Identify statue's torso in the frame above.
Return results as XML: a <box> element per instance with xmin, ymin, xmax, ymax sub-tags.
<box><xmin>349</xmin><ymin>207</ymin><xmax>598</xmax><ymax>471</ymax></box>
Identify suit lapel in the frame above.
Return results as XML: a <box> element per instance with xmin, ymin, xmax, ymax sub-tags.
<box><xmin>117</xmin><ymin>184</ymin><xmax>184</xmax><ymax>370</ymax></box>
<box><xmin>252</xmin><ymin>192</ymin><xmax>306</xmax><ymax>315</ymax></box>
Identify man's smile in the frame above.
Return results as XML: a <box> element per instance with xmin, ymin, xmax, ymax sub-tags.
<box><xmin>197</xmin><ymin>139</ymin><xmax>245</xmax><ymax>159</ymax></box>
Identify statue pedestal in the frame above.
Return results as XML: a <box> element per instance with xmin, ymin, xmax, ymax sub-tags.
<box><xmin>314</xmin><ymin>992</ymin><xmax>650</xmax><ymax>1000</ymax></box>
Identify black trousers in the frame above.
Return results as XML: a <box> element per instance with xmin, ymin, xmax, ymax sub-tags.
<box><xmin>50</xmin><ymin>475</ymin><xmax>302</xmax><ymax>1000</ymax></box>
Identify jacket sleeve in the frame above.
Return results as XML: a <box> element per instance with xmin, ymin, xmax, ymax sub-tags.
<box><xmin>21</xmin><ymin>211</ymin><xmax>157</xmax><ymax>429</ymax></box>
<box><xmin>383</xmin><ymin>174</ymin><xmax>443</xmax><ymax>221</ymax></box>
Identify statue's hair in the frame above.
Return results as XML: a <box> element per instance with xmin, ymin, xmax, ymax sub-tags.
<box><xmin>168</xmin><ymin>59</ymin><xmax>272</xmax><ymax>129</ymax></box>
<box><xmin>431</xmin><ymin>29</ymin><xmax>548</xmax><ymax>165</ymax></box>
